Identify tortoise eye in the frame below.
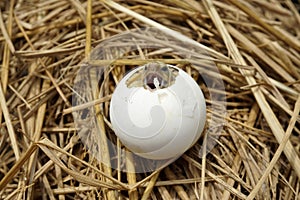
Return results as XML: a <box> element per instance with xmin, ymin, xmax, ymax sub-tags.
<box><xmin>161</xmin><ymin>66</ymin><xmax>168</xmax><ymax>71</ymax></box>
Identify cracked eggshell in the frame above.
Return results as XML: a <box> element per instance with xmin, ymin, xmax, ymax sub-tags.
<box><xmin>110</xmin><ymin>65</ymin><xmax>206</xmax><ymax>160</ymax></box>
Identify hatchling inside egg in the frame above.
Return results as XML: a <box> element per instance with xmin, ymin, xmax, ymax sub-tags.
<box><xmin>125</xmin><ymin>62</ymin><xmax>179</xmax><ymax>91</ymax></box>
<box><xmin>110</xmin><ymin>62</ymin><xmax>206</xmax><ymax>160</ymax></box>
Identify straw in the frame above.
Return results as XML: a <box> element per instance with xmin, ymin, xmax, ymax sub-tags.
<box><xmin>0</xmin><ymin>0</ymin><xmax>299</xmax><ymax>199</ymax></box>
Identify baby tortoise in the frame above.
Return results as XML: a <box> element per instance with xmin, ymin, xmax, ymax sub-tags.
<box><xmin>126</xmin><ymin>62</ymin><xmax>179</xmax><ymax>91</ymax></box>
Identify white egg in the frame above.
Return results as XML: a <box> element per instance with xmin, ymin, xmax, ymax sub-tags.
<box><xmin>110</xmin><ymin>62</ymin><xmax>206</xmax><ymax>160</ymax></box>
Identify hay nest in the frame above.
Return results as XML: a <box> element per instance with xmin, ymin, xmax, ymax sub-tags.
<box><xmin>0</xmin><ymin>0</ymin><xmax>299</xmax><ymax>199</ymax></box>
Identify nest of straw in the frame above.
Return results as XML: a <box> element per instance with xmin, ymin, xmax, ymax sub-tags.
<box><xmin>0</xmin><ymin>0</ymin><xmax>299</xmax><ymax>199</ymax></box>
